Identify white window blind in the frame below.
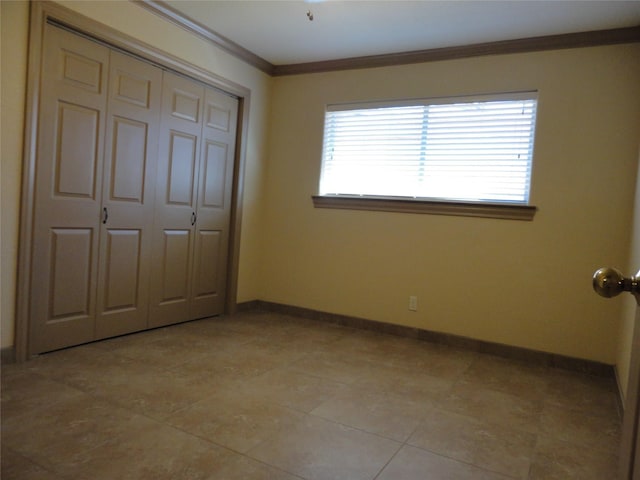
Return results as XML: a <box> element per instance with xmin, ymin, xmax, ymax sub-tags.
<box><xmin>319</xmin><ymin>93</ymin><xmax>538</xmax><ymax>204</ymax></box>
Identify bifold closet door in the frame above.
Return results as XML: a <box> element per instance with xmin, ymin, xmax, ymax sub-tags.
<box><xmin>149</xmin><ymin>72</ymin><xmax>204</xmax><ymax>328</ymax></box>
<box><xmin>95</xmin><ymin>51</ymin><xmax>162</xmax><ymax>339</ymax></box>
<box><xmin>28</xmin><ymin>24</ymin><xmax>239</xmax><ymax>352</ymax></box>
<box><xmin>190</xmin><ymin>87</ymin><xmax>238</xmax><ymax>319</ymax></box>
<box><xmin>29</xmin><ymin>25</ymin><xmax>163</xmax><ymax>352</ymax></box>
<box><xmin>30</xmin><ymin>25</ymin><xmax>109</xmax><ymax>353</ymax></box>
<box><xmin>149</xmin><ymin>72</ymin><xmax>238</xmax><ymax>327</ymax></box>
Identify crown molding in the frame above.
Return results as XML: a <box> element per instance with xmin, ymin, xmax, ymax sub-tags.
<box><xmin>135</xmin><ymin>0</ymin><xmax>275</xmax><ymax>75</ymax></box>
<box><xmin>274</xmin><ymin>25</ymin><xmax>640</xmax><ymax>76</ymax></box>
<box><xmin>134</xmin><ymin>1</ymin><xmax>640</xmax><ymax>78</ymax></box>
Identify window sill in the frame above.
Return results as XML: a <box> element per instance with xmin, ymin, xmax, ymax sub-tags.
<box><xmin>312</xmin><ymin>195</ymin><xmax>537</xmax><ymax>221</ymax></box>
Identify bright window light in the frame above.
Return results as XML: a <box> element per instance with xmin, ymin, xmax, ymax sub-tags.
<box><xmin>319</xmin><ymin>93</ymin><xmax>538</xmax><ymax>204</ymax></box>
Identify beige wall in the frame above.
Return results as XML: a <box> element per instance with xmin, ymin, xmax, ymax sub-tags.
<box><xmin>0</xmin><ymin>1</ymin><xmax>271</xmax><ymax>349</ymax></box>
<box><xmin>1</xmin><ymin>1</ymin><xmax>29</xmax><ymax>350</ymax></box>
<box><xmin>616</xmin><ymin>151</ymin><xmax>640</xmax><ymax>400</ymax></box>
<box><xmin>263</xmin><ymin>45</ymin><xmax>640</xmax><ymax>364</ymax></box>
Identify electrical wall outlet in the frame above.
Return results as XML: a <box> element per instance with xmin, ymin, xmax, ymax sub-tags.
<box><xmin>408</xmin><ymin>295</ymin><xmax>418</xmax><ymax>311</ymax></box>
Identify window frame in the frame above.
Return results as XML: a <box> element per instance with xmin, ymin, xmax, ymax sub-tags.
<box><xmin>314</xmin><ymin>92</ymin><xmax>539</xmax><ymax>221</ymax></box>
<box><xmin>311</xmin><ymin>195</ymin><xmax>537</xmax><ymax>220</ymax></box>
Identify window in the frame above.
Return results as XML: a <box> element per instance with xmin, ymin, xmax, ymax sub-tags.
<box><xmin>315</xmin><ymin>93</ymin><xmax>538</xmax><ymax>220</ymax></box>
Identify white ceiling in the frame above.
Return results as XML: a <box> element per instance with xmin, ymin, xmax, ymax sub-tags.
<box><xmin>163</xmin><ymin>1</ymin><xmax>640</xmax><ymax>65</ymax></box>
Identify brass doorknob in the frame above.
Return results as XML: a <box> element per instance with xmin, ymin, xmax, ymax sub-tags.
<box><xmin>592</xmin><ymin>267</ymin><xmax>639</xmax><ymax>298</ymax></box>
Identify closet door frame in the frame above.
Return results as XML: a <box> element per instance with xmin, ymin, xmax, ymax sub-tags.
<box><xmin>16</xmin><ymin>1</ymin><xmax>251</xmax><ymax>361</ymax></box>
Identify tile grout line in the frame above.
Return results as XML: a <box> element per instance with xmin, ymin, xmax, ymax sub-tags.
<box><xmin>371</xmin><ymin>441</ymin><xmax>405</xmax><ymax>480</ymax></box>
<box><xmin>3</xmin><ymin>312</ymin><xmax>621</xmax><ymax>478</ymax></box>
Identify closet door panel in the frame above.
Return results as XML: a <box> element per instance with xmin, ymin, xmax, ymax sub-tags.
<box><xmin>110</xmin><ymin>118</ymin><xmax>147</xmax><ymax>201</ymax></box>
<box><xmin>49</xmin><ymin>228</ymin><xmax>94</xmax><ymax>319</ymax></box>
<box><xmin>191</xmin><ymin>229</ymin><xmax>221</xmax><ymax>310</ymax></box>
<box><xmin>30</xmin><ymin>25</ymin><xmax>109</xmax><ymax>354</ymax></box>
<box><xmin>202</xmin><ymin>142</ymin><xmax>228</xmax><ymax>208</ymax></box>
<box><xmin>55</xmin><ymin>103</ymin><xmax>100</xmax><ymax>198</ymax></box>
<box><xmin>96</xmin><ymin>51</ymin><xmax>162</xmax><ymax>339</ymax></box>
<box><xmin>102</xmin><ymin>229</ymin><xmax>141</xmax><ymax>310</ymax></box>
<box><xmin>167</xmin><ymin>132</ymin><xmax>198</xmax><ymax>205</ymax></box>
<box><xmin>149</xmin><ymin>72</ymin><xmax>204</xmax><ymax>328</ymax></box>
<box><xmin>159</xmin><ymin>229</ymin><xmax>192</xmax><ymax>302</ymax></box>
<box><xmin>190</xmin><ymin>88</ymin><xmax>238</xmax><ymax>318</ymax></box>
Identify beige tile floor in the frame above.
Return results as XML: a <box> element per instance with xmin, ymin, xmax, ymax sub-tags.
<box><xmin>1</xmin><ymin>311</ymin><xmax>621</xmax><ymax>479</ymax></box>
